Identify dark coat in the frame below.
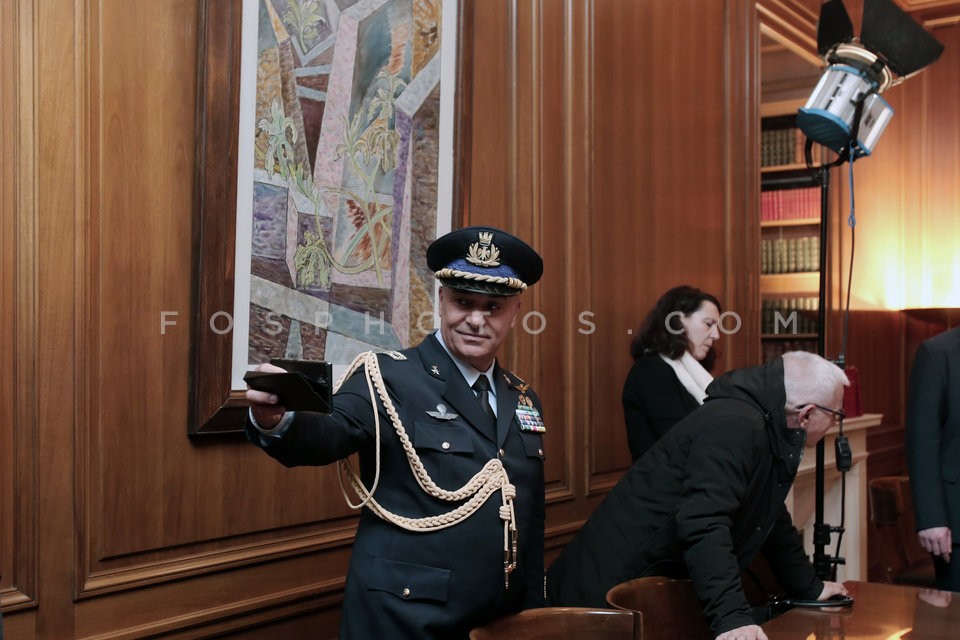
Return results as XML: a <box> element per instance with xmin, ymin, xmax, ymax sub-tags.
<box><xmin>547</xmin><ymin>358</ymin><xmax>822</xmax><ymax>636</ymax></box>
<box><xmin>906</xmin><ymin>327</ymin><xmax>960</xmax><ymax>540</ymax></box>
<box><xmin>621</xmin><ymin>354</ymin><xmax>701</xmax><ymax>461</ymax></box>
<box><xmin>247</xmin><ymin>334</ymin><xmax>546</xmax><ymax>639</ymax></box>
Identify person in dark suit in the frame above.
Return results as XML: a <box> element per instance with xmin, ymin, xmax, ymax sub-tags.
<box><xmin>906</xmin><ymin>326</ymin><xmax>960</xmax><ymax>591</ymax></box>
<box><xmin>245</xmin><ymin>226</ymin><xmax>546</xmax><ymax>640</ymax></box>
<box><xmin>548</xmin><ymin>351</ymin><xmax>850</xmax><ymax>640</ymax></box>
<box><xmin>622</xmin><ymin>285</ymin><xmax>722</xmax><ymax>461</ymax></box>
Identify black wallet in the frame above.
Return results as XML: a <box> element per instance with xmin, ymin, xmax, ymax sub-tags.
<box><xmin>243</xmin><ymin>359</ymin><xmax>333</xmax><ymax>413</ymax></box>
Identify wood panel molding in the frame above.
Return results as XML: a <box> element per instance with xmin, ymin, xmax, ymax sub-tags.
<box><xmin>191</xmin><ymin>0</ymin><xmax>245</xmax><ymax>434</ymax></box>
<box><xmin>902</xmin><ymin>0</ymin><xmax>960</xmax><ymax>13</ymax></box>
<box><xmin>35</xmin><ymin>0</ymin><xmax>82</xmax><ymax>633</ymax></box>
<box><xmin>586</xmin><ymin>472</ymin><xmax>623</xmax><ymax>498</ymax></box>
<box><xmin>78</xmin><ymin>525</ymin><xmax>357</xmax><ymax>598</ymax></box>
<box><xmin>725</xmin><ymin>0</ymin><xmax>762</xmax><ymax>370</ymax></box>
<box><xmin>1</xmin><ymin>0</ymin><xmax>39</xmax><ymax>612</ymax></box>
<box><xmin>74</xmin><ymin>558</ymin><xmax>349</xmax><ymax>640</ymax></box>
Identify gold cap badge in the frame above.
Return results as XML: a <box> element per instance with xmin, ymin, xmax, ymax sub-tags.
<box><xmin>466</xmin><ymin>231</ymin><xmax>501</xmax><ymax>268</ymax></box>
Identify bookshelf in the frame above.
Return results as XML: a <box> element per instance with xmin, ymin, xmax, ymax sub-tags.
<box><xmin>760</xmin><ymin>111</ymin><xmax>828</xmax><ymax>363</ymax></box>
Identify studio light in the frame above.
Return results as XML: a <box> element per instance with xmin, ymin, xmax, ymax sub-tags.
<box><xmin>791</xmin><ymin>0</ymin><xmax>946</xmax><ymax>583</ymax></box>
<box><xmin>797</xmin><ymin>0</ymin><xmax>944</xmax><ymax>161</ymax></box>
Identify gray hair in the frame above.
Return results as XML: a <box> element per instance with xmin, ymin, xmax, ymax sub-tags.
<box><xmin>782</xmin><ymin>351</ymin><xmax>850</xmax><ymax>410</ymax></box>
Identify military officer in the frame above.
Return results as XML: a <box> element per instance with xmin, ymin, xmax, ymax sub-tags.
<box><xmin>246</xmin><ymin>226</ymin><xmax>546</xmax><ymax>639</ymax></box>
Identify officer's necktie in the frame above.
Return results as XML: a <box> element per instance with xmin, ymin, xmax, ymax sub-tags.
<box><xmin>472</xmin><ymin>376</ymin><xmax>496</xmax><ymax>427</ymax></box>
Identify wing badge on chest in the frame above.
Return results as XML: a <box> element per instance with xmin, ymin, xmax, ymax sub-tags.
<box><xmin>426</xmin><ymin>403</ymin><xmax>459</xmax><ymax>420</ymax></box>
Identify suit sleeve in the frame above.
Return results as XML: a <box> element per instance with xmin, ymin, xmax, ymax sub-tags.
<box><xmin>675</xmin><ymin>419</ymin><xmax>759</xmax><ymax>635</ymax></box>
<box><xmin>906</xmin><ymin>341</ymin><xmax>949</xmax><ymax>530</ymax></box>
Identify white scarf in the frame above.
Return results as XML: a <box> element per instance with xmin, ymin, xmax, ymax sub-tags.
<box><xmin>660</xmin><ymin>351</ymin><xmax>713</xmax><ymax>404</ymax></box>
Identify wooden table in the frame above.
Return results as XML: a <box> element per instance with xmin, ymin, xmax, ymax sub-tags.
<box><xmin>762</xmin><ymin>581</ymin><xmax>957</xmax><ymax>638</ymax></box>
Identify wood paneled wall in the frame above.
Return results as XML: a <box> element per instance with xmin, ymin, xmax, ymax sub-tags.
<box><xmin>463</xmin><ymin>0</ymin><xmax>759</xmax><ymax>559</ymax></box>
<box><xmin>2</xmin><ymin>0</ymin><xmax>958</xmax><ymax>637</ymax></box>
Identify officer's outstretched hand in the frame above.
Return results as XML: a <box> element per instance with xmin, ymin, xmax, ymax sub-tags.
<box><xmin>245</xmin><ymin>362</ymin><xmax>288</xmax><ymax>429</ymax></box>
<box><xmin>715</xmin><ymin>624</ymin><xmax>767</xmax><ymax>640</ymax></box>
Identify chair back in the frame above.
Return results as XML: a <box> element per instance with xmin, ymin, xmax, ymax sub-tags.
<box><xmin>606</xmin><ymin>576</ymin><xmax>712</xmax><ymax>640</ymax></box>
<box><xmin>468</xmin><ymin>606</ymin><xmax>639</xmax><ymax>640</ymax></box>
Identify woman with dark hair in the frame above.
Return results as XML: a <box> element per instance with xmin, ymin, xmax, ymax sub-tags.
<box><xmin>622</xmin><ymin>285</ymin><xmax>722</xmax><ymax>461</ymax></box>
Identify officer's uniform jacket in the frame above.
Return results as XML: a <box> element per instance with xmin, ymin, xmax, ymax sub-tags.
<box><xmin>246</xmin><ymin>333</ymin><xmax>546</xmax><ymax>639</ymax></box>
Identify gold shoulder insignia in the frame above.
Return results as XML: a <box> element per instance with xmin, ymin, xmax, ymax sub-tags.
<box><xmin>382</xmin><ymin>350</ymin><xmax>407</xmax><ymax>360</ymax></box>
<box><xmin>503</xmin><ymin>372</ymin><xmax>530</xmax><ymax>394</ymax></box>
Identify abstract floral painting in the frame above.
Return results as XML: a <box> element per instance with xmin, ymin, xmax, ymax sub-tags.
<box><xmin>243</xmin><ymin>0</ymin><xmax>448</xmax><ymax>367</ymax></box>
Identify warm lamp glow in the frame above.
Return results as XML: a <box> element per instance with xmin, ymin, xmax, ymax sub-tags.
<box><xmin>880</xmin><ymin>256</ymin><xmax>905</xmax><ymax>310</ymax></box>
<box><xmin>898</xmin><ymin>246</ymin><xmax>960</xmax><ymax>309</ymax></box>
<box><xmin>855</xmin><ymin>230</ymin><xmax>960</xmax><ymax>310</ymax></box>
<box><xmin>854</xmin><ymin>229</ymin><xmax>906</xmax><ymax>309</ymax></box>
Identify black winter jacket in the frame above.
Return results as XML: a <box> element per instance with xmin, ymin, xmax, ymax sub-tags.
<box><xmin>547</xmin><ymin>357</ymin><xmax>822</xmax><ymax>635</ymax></box>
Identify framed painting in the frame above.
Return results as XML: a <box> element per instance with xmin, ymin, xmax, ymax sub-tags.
<box><xmin>190</xmin><ymin>0</ymin><xmax>473</xmax><ymax>434</ymax></box>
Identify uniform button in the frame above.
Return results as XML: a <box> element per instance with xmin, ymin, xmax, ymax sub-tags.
<box><xmin>757</xmin><ymin>526</ymin><xmax>762</xmax><ymax>531</ymax></box>
<box><xmin>402</xmin><ymin>587</ymin><xmax>411</xmax><ymax>598</ymax></box>
<box><xmin>499</xmin><ymin>448</ymin><xmax>505</xmax><ymax>457</ymax></box>
<box><xmin>538</xmin><ymin>448</ymin><xmax>544</xmax><ymax>456</ymax></box>
<box><xmin>441</xmin><ymin>442</ymin><xmax>450</xmax><ymax>450</ymax></box>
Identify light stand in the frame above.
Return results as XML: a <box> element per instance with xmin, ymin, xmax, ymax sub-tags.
<box><xmin>804</xmin><ymin>160</ymin><xmax>848</xmax><ymax>582</ymax></box>
<box><xmin>801</xmin><ymin>86</ymin><xmax>866</xmax><ymax>580</ymax></box>
<box><xmin>761</xmin><ymin>157</ymin><xmax>848</xmax><ymax>581</ymax></box>
<box><xmin>797</xmin><ymin>0</ymin><xmax>944</xmax><ymax>585</ymax></box>
<box><xmin>811</xmin><ymin>162</ymin><xmax>844</xmax><ymax>581</ymax></box>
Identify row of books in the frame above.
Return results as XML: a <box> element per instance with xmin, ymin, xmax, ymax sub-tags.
<box><xmin>761</xmin><ymin>236</ymin><xmax>820</xmax><ymax>274</ymax></box>
<box><xmin>761</xmin><ymin>297</ymin><xmax>819</xmax><ymax>335</ymax></box>
<box><xmin>760</xmin><ymin>187</ymin><xmax>821</xmax><ymax>222</ymax></box>
<box><xmin>761</xmin><ymin>338</ymin><xmax>819</xmax><ymax>363</ymax></box>
<box><xmin>761</xmin><ymin>127</ymin><xmax>805</xmax><ymax>167</ymax></box>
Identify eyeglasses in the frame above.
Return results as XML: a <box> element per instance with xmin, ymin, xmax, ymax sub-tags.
<box><xmin>802</xmin><ymin>403</ymin><xmax>846</xmax><ymax>423</ymax></box>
